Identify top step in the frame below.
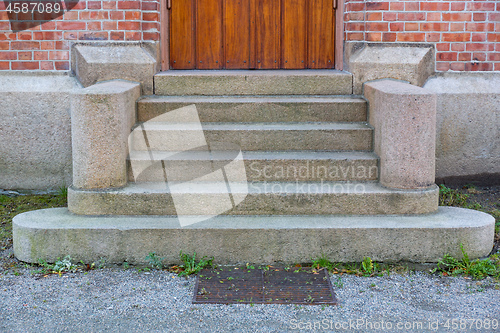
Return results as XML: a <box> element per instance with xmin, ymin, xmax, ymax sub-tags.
<box><xmin>154</xmin><ymin>70</ymin><xmax>353</xmax><ymax>96</ymax></box>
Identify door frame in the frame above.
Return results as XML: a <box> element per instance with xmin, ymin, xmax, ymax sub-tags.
<box><xmin>159</xmin><ymin>0</ymin><xmax>344</xmax><ymax>71</ymax></box>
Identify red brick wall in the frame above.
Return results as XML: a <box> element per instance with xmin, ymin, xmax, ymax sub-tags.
<box><xmin>1</xmin><ymin>0</ymin><xmax>498</xmax><ymax>71</ymax></box>
<box><xmin>345</xmin><ymin>0</ymin><xmax>500</xmax><ymax>71</ymax></box>
<box><xmin>0</xmin><ymin>0</ymin><xmax>160</xmax><ymax>70</ymax></box>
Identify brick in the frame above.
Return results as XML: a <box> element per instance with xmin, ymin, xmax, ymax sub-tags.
<box><xmin>11</xmin><ymin>61</ymin><xmax>39</xmax><ymax>70</ymax></box>
<box><xmin>466</xmin><ymin>23</ymin><xmax>494</xmax><ymax>32</ymax></box>
<box><xmin>110</xmin><ymin>11</ymin><xmax>125</xmax><ymax>20</ymax></box>
<box><xmin>39</xmin><ymin>21</ymin><xmax>56</xmax><ymax>30</ymax></box>
<box><xmin>398</xmin><ymin>12</ymin><xmax>426</xmax><ymax>21</ymax></box>
<box><xmin>382</xmin><ymin>32</ymin><xmax>396</xmax><ymax>42</ymax></box>
<box><xmin>117</xmin><ymin>1</ymin><xmax>140</xmax><ymax>9</ymax></box>
<box><xmin>405</xmin><ymin>22</ymin><xmax>419</xmax><ymax>31</ymax></box>
<box><xmin>365</xmin><ymin>2</ymin><xmax>389</xmax><ymax>11</ymax></box>
<box><xmin>442</xmin><ymin>33</ymin><xmax>471</xmax><ymax>42</ymax></box>
<box><xmin>458</xmin><ymin>52</ymin><xmax>471</xmax><ymax>61</ymax></box>
<box><xmin>472</xmin><ymin>33</ymin><xmax>487</xmax><ymax>42</ymax></box>
<box><xmin>40</xmin><ymin>61</ymin><xmax>54</xmax><ymax>70</ymax></box>
<box><xmin>442</xmin><ymin>13</ymin><xmax>472</xmax><ymax>22</ymax></box>
<box><xmin>450</xmin><ymin>23</ymin><xmax>464</xmax><ymax>32</ymax></box>
<box><xmin>426</xmin><ymin>33</ymin><xmax>440</xmax><ymax>42</ymax></box>
<box><xmin>118</xmin><ymin>21</ymin><xmax>141</xmax><ymax>30</ymax></box>
<box><xmin>55</xmin><ymin>41</ymin><xmax>70</xmax><ymax>50</ymax></box>
<box><xmin>366</xmin><ymin>22</ymin><xmax>389</xmax><ymax>31</ymax></box>
<box><xmin>49</xmin><ymin>51</ymin><xmax>69</xmax><ymax>60</ymax></box>
<box><xmin>466</xmin><ymin>43</ymin><xmax>489</xmax><ymax>51</ymax></box>
<box><xmin>421</xmin><ymin>23</ymin><xmax>449</xmax><ymax>32</ymax></box>
<box><xmin>0</xmin><ymin>62</ymin><xmax>9</xmax><ymax>70</ymax></box>
<box><xmin>87</xmin><ymin>21</ymin><xmax>102</xmax><ymax>30</ymax></box>
<box><xmin>347</xmin><ymin>22</ymin><xmax>365</xmax><ymax>31</ymax></box>
<box><xmin>465</xmin><ymin>62</ymin><xmax>493</xmax><ymax>71</ymax></box>
<box><xmin>143</xmin><ymin>32</ymin><xmax>159</xmax><ymax>41</ymax></box>
<box><xmin>436</xmin><ymin>43</ymin><xmax>450</xmax><ymax>51</ymax></box>
<box><xmin>473</xmin><ymin>13</ymin><xmax>486</xmax><ymax>22</ymax></box>
<box><xmin>436</xmin><ymin>62</ymin><xmax>450</xmax><ymax>71</ymax></box>
<box><xmin>495</xmin><ymin>63</ymin><xmax>500</xmax><ymax>71</ymax></box>
<box><xmin>365</xmin><ymin>32</ymin><xmax>382</xmax><ymax>41</ymax></box>
<box><xmin>141</xmin><ymin>1</ymin><xmax>158</xmax><ymax>10</ymax></box>
<box><xmin>78</xmin><ymin>31</ymin><xmax>108</xmax><ymax>40</ymax></box>
<box><xmin>420</xmin><ymin>2</ymin><xmax>449</xmax><ymax>11</ymax></box>
<box><xmin>34</xmin><ymin>51</ymin><xmax>48</xmax><ymax>60</ymax></box>
<box><xmin>405</xmin><ymin>2</ymin><xmax>419</xmax><ymax>12</ymax></box>
<box><xmin>63</xmin><ymin>32</ymin><xmax>78</xmax><ymax>40</ymax></box>
<box><xmin>426</xmin><ymin>12</ymin><xmax>441</xmax><ymax>21</ymax></box>
<box><xmin>397</xmin><ymin>32</ymin><xmax>425</xmax><ymax>42</ymax></box>
<box><xmin>142</xmin><ymin>12</ymin><xmax>159</xmax><ymax>21</ymax></box>
<box><xmin>11</xmin><ymin>41</ymin><xmax>39</xmax><ymax>50</ymax></box>
<box><xmin>110</xmin><ymin>31</ymin><xmax>125</xmax><ymax>40</ymax></box>
<box><xmin>488</xmin><ymin>34</ymin><xmax>500</xmax><ymax>43</ymax></box>
<box><xmin>17</xmin><ymin>32</ymin><xmax>32</xmax><ymax>41</ymax></box>
<box><xmin>0</xmin><ymin>52</ymin><xmax>17</xmax><ymax>60</ymax></box>
<box><xmin>125</xmin><ymin>11</ymin><xmax>141</xmax><ymax>20</ymax></box>
<box><xmin>18</xmin><ymin>51</ymin><xmax>32</xmax><ymax>60</ymax></box>
<box><xmin>55</xmin><ymin>61</ymin><xmax>69</xmax><ymax>70</ymax></box>
<box><xmin>141</xmin><ymin>22</ymin><xmax>158</xmax><ymax>31</ymax></box>
<box><xmin>346</xmin><ymin>12</ymin><xmax>364</xmax><ymax>21</ymax></box>
<box><xmin>389</xmin><ymin>1</ymin><xmax>404</xmax><ymax>11</ymax></box>
<box><xmin>103</xmin><ymin>21</ymin><xmax>117</xmax><ymax>30</ymax></box>
<box><xmin>450</xmin><ymin>2</ymin><xmax>465</xmax><ymax>11</ymax></box>
<box><xmin>450</xmin><ymin>62</ymin><xmax>465</xmax><ymax>71</ymax></box>
<box><xmin>90</xmin><ymin>11</ymin><xmax>109</xmax><ymax>20</ymax></box>
<box><xmin>346</xmin><ymin>32</ymin><xmax>364</xmax><ymax>41</ymax></box>
<box><xmin>34</xmin><ymin>31</ymin><xmax>63</xmax><ymax>40</ymax></box>
<box><xmin>125</xmin><ymin>31</ymin><xmax>142</xmax><ymax>41</ymax></box>
<box><xmin>40</xmin><ymin>41</ymin><xmax>55</xmax><ymax>50</ymax></box>
<box><xmin>0</xmin><ymin>41</ymin><xmax>9</xmax><ymax>50</ymax></box>
<box><xmin>437</xmin><ymin>52</ymin><xmax>457</xmax><ymax>61</ymax></box>
<box><xmin>466</xmin><ymin>2</ymin><xmax>495</xmax><ymax>11</ymax></box>
<box><xmin>103</xmin><ymin>1</ymin><xmax>117</xmax><ymax>9</ymax></box>
<box><xmin>365</xmin><ymin>12</ymin><xmax>381</xmax><ymax>21</ymax></box>
<box><xmin>57</xmin><ymin>21</ymin><xmax>86</xmax><ymax>30</ymax></box>
<box><xmin>488</xmin><ymin>53</ymin><xmax>500</xmax><ymax>62</ymax></box>
<box><xmin>383</xmin><ymin>12</ymin><xmax>397</xmax><ymax>21</ymax></box>
<box><xmin>79</xmin><ymin>11</ymin><xmax>91</xmax><ymax>20</ymax></box>
<box><xmin>346</xmin><ymin>2</ymin><xmax>365</xmax><ymax>11</ymax></box>
<box><xmin>63</xmin><ymin>10</ymin><xmax>79</xmax><ymax>20</ymax></box>
<box><xmin>472</xmin><ymin>53</ymin><xmax>486</xmax><ymax>62</ymax></box>
<box><xmin>87</xmin><ymin>1</ymin><xmax>102</xmax><ymax>9</ymax></box>
<box><xmin>451</xmin><ymin>43</ymin><xmax>465</xmax><ymax>52</ymax></box>
<box><xmin>390</xmin><ymin>22</ymin><xmax>404</xmax><ymax>32</ymax></box>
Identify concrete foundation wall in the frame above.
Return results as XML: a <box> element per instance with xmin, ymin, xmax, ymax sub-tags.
<box><xmin>424</xmin><ymin>73</ymin><xmax>500</xmax><ymax>182</ymax></box>
<box><xmin>0</xmin><ymin>72</ymin><xmax>81</xmax><ymax>190</ymax></box>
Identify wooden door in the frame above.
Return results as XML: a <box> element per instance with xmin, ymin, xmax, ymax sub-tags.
<box><xmin>169</xmin><ymin>0</ymin><xmax>335</xmax><ymax>69</ymax></box>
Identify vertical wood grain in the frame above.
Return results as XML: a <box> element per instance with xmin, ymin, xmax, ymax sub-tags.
<box><xmin>196</xmin><ymin>0</ymin><xmax>223</xmax><ymax>69</ymax></box>
<box><xmin>224</xmin><ymin>0</ymin><xmax>251</xmax><ymax>69</ymax></box>
<box><xmin>281</xmin><ymin>0</ymin><xmax>307</xmax><ymax>69</ymax></box>
<box><xmin>308</xmin><ymin>0</ymin><xmax>335</xmax><ymax>69</ymax></box>
<box><xmin>255</xmin><ymin>0</ymin><xmax>280</xmax><ymax>69</ymax></box>
<box><xmin>169</xmin><ymin>0</ymin><xmax>195</xmax><ymax>69</ymax></box>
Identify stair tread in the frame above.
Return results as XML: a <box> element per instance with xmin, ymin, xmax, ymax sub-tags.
<box><xmin>102</xmin><ymin>181</ymin><xmax>426</xmax><ymax>195</ymax></box>
<box><xmin>137</xmin><ymin>122</ymin><xmax>372</xmax><ymax>131</ymax></box>
<box><xmin>128</xmin><ymin>150</ymin><xmax>378</xmax><ymax>161</ymax></box>
<box><xmin>138</xmin><ymin>95</ymin><xmax>366</xmax><ymax>103</ymax></box>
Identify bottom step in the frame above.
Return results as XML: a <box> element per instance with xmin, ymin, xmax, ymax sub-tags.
<box><xmin>13</xmin><ymin>207</ymin><xmax>494</xmax><ymax>264</ymax></box>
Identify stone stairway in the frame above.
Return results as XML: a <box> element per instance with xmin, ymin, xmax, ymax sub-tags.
<box><xmin>14</xmin><ymin>71</ymin><xmax>494</xmax><ymax>265</ymax></box>
<box><xmin>68</xmin><ymin>70</ymin><xmax>437</xmax><ymax>216</ymax></box>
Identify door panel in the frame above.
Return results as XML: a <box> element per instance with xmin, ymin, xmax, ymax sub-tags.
<box><xmin>281</xmin><ymin>0</ymin><xmax>307</xmax><ymax>69</ymax></box>
<box><xmin>196</xmin><ymin>0</ymin><xmax>223</xmax><ymax>69</ymax></box>
<box><xmin>169</xmin><ymin>0</ymin><xmax>195</xmax><ymax>69</ymax></box>
<box><xmin>169</xmin><ymin>0</ymin><xmax>335</xmax><ymax>70</ymax></box>
<box><xmin>255</xmin><ymin>0</ymin><xmax>280</xmax><ymax>69</ymax></box>
<box><xmin>224</xmin><ymin>0</ymin><xmax>251</xmax><ymax>69</ymax></box>
<box><xmin>308</xmin><ymin>0</ymin><xmax>335</xmax><ymax>68</ymax></box>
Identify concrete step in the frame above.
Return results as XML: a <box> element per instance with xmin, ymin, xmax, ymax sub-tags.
<box><xmin>68</xmin><ymin>182</ymin><xmax>438</xmax><ymax>216</ymax></box>
<box><xmin>154</xmin><ymin>70</ymin><xmax>353</xmax><ymax>95</ymax></box>
<box><xmin>131</xmin><ymin>122</ymin><xmax>373</xmax><ymax>151</ymax></box>
<box><xmin>14</xmin><ymin>207</ymin><xmax>495</xmax><ymax>264</ymax></box>
<box><xmin>128</xmin><ymin>151</ymin><xmax>379</xmax><ymax>182</ymax></box>
<box><xmin>137</xmin><ymin>95</ymin><xmax>367</xmax><ymax>123</ymax></box>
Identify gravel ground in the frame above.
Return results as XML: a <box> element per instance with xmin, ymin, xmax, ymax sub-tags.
<box><xmin>0</xmin><ymin>266</ymin><xmax>499</xmax><ymax>333</ymax></box>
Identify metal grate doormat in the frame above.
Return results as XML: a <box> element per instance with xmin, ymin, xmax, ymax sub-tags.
<box><xmin>193</xmin><ymin>267</ymin><xmax>338</xmax><ymax>305</ymax></box>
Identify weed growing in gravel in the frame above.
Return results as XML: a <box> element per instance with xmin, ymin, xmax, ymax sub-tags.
<box><xmin>146</xmin><ymin>252</ymin><xmax>164</xmax><ymax>270</ymax></box>
<box><xmin>432</xmin><ymin>244</ymin><xmax>500</xmax><ymax>279</ymax></box>
<box><xmin>38</xmin><ymin>255</ymin><xmax>78</xmax><ymax>276</ymax></box>
<box><xmin>439</xmin><ymin>185</ymin><xmax>469</xmax><ymax>207</ymax></box>
<box><xmin>176</xmin><ymin>251</ymin><xmax>213</xmax><ymax>276</ymax></box>
<box><xmin>312</xmin><ymin>254</ymin><xmax>338</xmax><ymax>271</ymax></box>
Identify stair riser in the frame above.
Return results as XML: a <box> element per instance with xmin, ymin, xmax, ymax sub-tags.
<box><xmin>132</xmin><ymin>129</ymin><xmax>373</xmax><ymax>151</ymax></box>
<box><xmin>154</xmin><ymin>70</ymin><xmax>353</xmax><ymax>96</ymax></box>
<box><xmin>137</xmin><ymin>100</ymin><xmax>367</xmax><ymax>123</ymax></box>
<box><xmin>68</xmin><ymin>186</ymin><xmax>438</xmax><ymax>216</ymax></box>
<box><xmin>127</xmin><ymin>158</ymin><xmax>379</xmax><ymax>182</ymax></box>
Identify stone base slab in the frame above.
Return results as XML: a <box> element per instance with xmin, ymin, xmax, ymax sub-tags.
<box><xmin>13</xmin><ymin>207</ymin><xmax>494</xmax><ymax>265</ymax></box>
